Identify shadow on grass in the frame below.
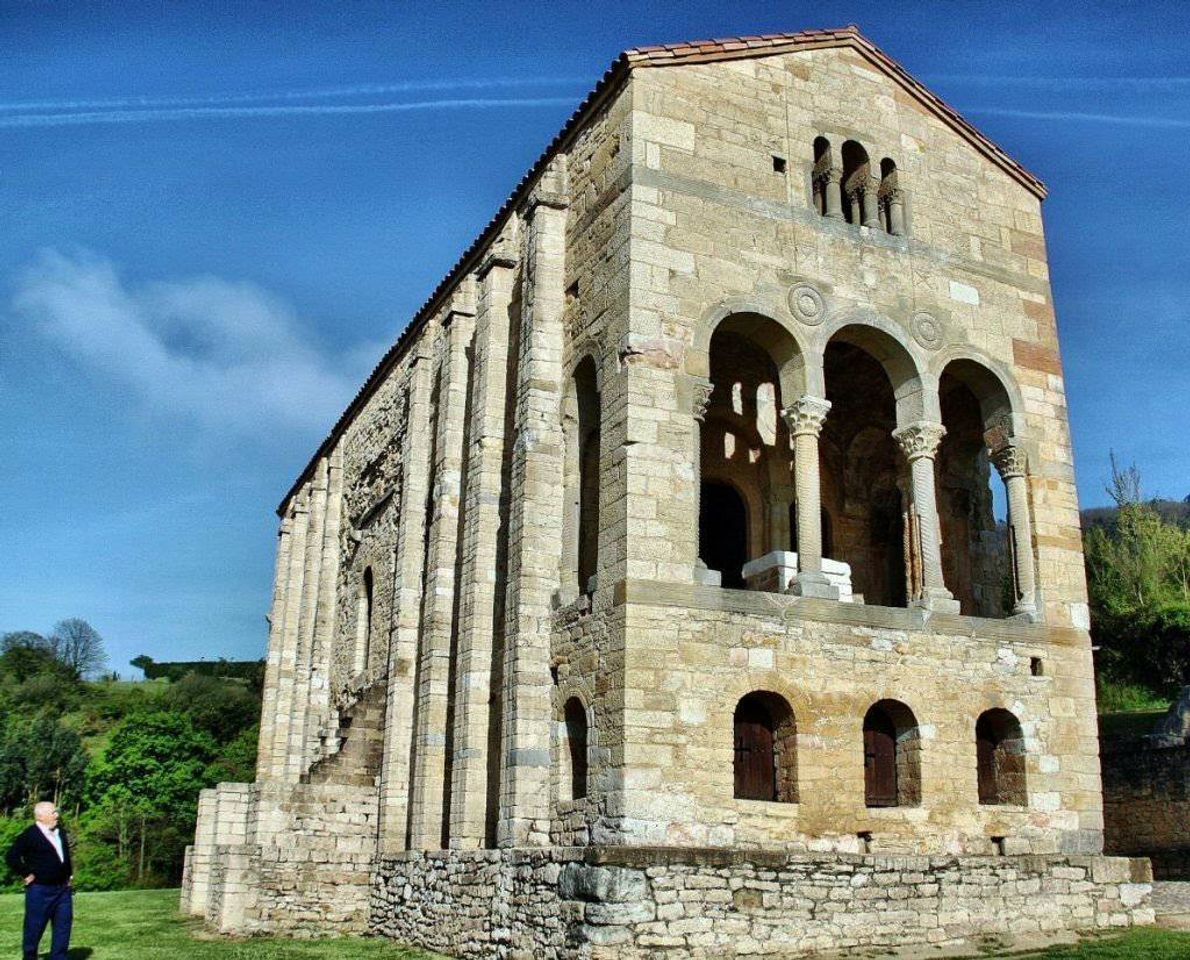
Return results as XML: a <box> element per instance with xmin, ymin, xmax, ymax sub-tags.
<box><xmin>67</xmin><ymin>949</ymin><xmax>93</xmax><ymax>959</ymax></box>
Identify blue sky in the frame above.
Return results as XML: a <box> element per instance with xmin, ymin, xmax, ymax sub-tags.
<box><xmin>1</xmin><ymin>1</ymin><xmax>1187</xmax><ymax>674</ymax></box>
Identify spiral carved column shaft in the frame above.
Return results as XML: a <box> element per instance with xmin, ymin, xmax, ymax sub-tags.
<box><xmin>893</xmin><ymin>421</ymin><xmax>959</xmax><ymax>612</ymax></box>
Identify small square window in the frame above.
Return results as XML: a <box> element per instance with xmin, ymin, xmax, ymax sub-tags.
<box><xmin>1030</xmin><ymin>657</ymin><xmax>1044</xmax><ymax>677</ymax></box>
<box><xmin>772</xmin><ymin>155</ymin><xmax>787</xmax><ymax>174</ymax></box>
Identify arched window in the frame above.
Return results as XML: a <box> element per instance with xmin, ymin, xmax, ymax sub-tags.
<box><xmin>700</xmin><ymin>312</ymin><xmax>803</xmax><ymax>587</ymax></box>
<box><xmin>355</xmin><ymin>566</ymin><xmax>374</xmax><ymax>674</ymax></box>
<box><xmin>821</xmin><ymin>329</ymin><xmax>923</xmax><ymax>608</ymax></box>
<box><xmin>812</xmin><ymin>136</ymin><xmax>833</xmax><ymax>217</ymax></box>
<box><xmin>938</xmin><ymin>361</ymin><xmax>1018</xmax><ymax>618</ymax></box>
<box><xmin>563</xmin><ymin>356</ymin><xmax>601</xmax><ymax>595</ymax></box>
<box><xmin>840</xmin><ymin>140</ymin><xmax>871</xmax><ymax>226</ymax></box>
<box><xmin>863</xmin><ymin>699</ymin><xmax>921</xmax><ymax>807</ymax></box>
<box><xmin>733</xmin><ymin>691</ymin><xmax>798</xmax><ymax>802</ymax></box>
<box><xmin>560</xmin><ymin>697</ymin><xmax>589</xmax><ymax>802</ymax></box>
<box><xmin>976</xmin><ymin>709</ymin><xmax>1027</xmax><ymax>805</ymax></box>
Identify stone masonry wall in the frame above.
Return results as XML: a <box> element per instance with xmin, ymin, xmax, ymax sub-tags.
<box><xmin>616</xmin><ymin>583</ymin><xmax>1102</xmax><ymax>854</ymax></box>
<box><xmin>1101</xmin><ymin>692</ymin><xmax>1190</xmax><ymax>878</ymax></box>
<box><xmin>372</xmin><ymin>847</ymin><xmax>1152</xmax><ymax>959</ymax></box>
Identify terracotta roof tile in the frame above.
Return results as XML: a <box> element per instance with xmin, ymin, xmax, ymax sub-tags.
<box><xmin>279</xmin><ymin>26</ymin><xmax>1045</xmax><ymax>511</ymax></box>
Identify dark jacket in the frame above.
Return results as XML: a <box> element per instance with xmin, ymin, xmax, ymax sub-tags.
<box><xmin>5</xmin><ymin>824</ymin><xmax>72</xmax><ymax>886</ymax></box>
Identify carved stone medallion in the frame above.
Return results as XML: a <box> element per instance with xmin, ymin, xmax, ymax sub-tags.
<box><xmin>788</xmin><ymin>284</ymin><xmax>826</xmax><ymax>326</ymax></box>
<box><xmin>911</xmin><ymin>311</ymin><xmax>944</xmax><ymax>350</ymax></box>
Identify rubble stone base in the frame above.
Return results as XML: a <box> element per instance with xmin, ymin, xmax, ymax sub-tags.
<box><xmin>371</xmin><ymin>846</ymin><xmax>1154</xmax><ymax>959</ymax></box>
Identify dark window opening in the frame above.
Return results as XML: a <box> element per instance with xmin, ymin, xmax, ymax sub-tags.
<box><xmin>564</xmin><ymin>697</ymin><xmax>589</xmax><ymax>801</ymax></box>
<box><xmin>772</xmin><ymin>155</ymin><xmax>787</xmax><ymax>174</ymax></box>
<box><xmin>840</xmin><ymin>140</ymin><xmax>871</xmax><ymax>225</ymax></box>
<box><xmin>700</xmin><ymin>482</ymin><xmax>748</xmax><ymax>589</ymax></box>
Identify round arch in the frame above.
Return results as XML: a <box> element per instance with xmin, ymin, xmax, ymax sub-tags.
<box><xmin>934</xmin><ymin>350</ymin><xmax>1024</xmax><ymax>437</ymax></box>
<box><xmin>819</xmin><ymin>312</ymin><xmax>930</xmax><ymax>424</ymax></box>
<box><xmin>689</xmin><ymin>302</ymin><xmax>809</xmax><ymax>402</ymax></box>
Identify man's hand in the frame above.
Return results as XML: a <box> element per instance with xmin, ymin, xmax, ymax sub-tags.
<box><xmin>23</xmin><ymin>874</ymin><xmax>34</xmax><ymax>886</ymax></box>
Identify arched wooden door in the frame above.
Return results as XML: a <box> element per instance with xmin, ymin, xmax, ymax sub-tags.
<box><xmin>734</xmin><ymin>698</ymin><xmax>776</xmax><ymax>801</ymax></box>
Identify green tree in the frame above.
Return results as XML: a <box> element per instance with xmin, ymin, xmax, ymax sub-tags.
<box><xmin>88</xmin><ymin>712</ymin><xmax>216</xmax><ymax>884</ymax></box>
<box><xmin>0</xmin><ymin>714</ymin><xmax>88</xmax><ymax>813</ymax></box>
<box><xmin>1086</xmin><ymin>456</ymin><xmax>1190</xmax><ymax>699</ymax></box>
<box><xmin>163</xmin><ymin>672</ymin><xmax>260</xmax><ymax>744</ymax></box>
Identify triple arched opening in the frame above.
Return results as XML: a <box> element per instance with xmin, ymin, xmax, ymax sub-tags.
<box><xmin>812</xmin><ymin>137</ymin><xmax>904</xmax><ymax>235</ymax></box>
<box><xmin>698</xmin><ymin>310</ymin><xmax>1026</xmax><ymax>617</ymax></box>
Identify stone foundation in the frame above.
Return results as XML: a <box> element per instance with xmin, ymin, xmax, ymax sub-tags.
<box><xmin>1101</xmin><ymin>691</ymin><xmax>1190</xmax><ymax>880</ymax></box>
<box><xmin>371</xmin><ymin>847</ymin><xmax>1153</xmax><ymax>959</ymax></box>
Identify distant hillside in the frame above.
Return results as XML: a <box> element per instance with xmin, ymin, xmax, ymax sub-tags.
<box><xmin>1082</xmin><ymin>498</ymin><xmax>1190</xmax><ymax>531</ymax></box>
<box><xmin>131</xmin><ymin>654</ymin><xmax>265</xmax><ymax>685</ymax></box>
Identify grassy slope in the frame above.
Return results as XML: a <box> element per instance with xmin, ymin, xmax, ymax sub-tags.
<box><xmin>1</xmin><ymin>888</ymin><xmax>1188</xmax><ymax>959</ymax></box>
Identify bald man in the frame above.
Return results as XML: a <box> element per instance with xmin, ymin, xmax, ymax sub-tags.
<box><xmin>5</xmin><ymin>802</ymin><xmax>72</xmax><ymax>960</ymax></box>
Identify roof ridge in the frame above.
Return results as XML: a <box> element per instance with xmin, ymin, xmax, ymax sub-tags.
<box><xmin>278</xmin><ymin>25</ymin><xmax>1045</xmax><ymax>513</ymax></box>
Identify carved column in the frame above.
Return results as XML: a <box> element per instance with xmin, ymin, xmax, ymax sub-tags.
<box><xmin>284</xmin><ymin>457</ymin><xmax>329</xmax><ymax>780</ymax></box>
<box><xmin>893</xmin><ymin>421</ymin><xmax>960</xmax><ymax>613</ymax></box>
<box><xmin>783</xmin><ymin>396</ymin><xmax>838</xmax><ymax>599</ymax></box>
<box><xmin>883</xmin><ymin>186</ymin><xmax>905</xmax><ymax>236</ymax></box>
<box><xmin>861</xmin><ymin>176</ymin><xmax>881</xmax><ymax>229</ymax></box>
<box><xmin>376</xmin><ymin>349</ymin><xmax>436</xmax><ymax>853</ymax></box>
<box><xmin>267</xmin><ymin>488</ymin><xmax>309</xmax><ymax>780</ymax></box>
<box><xmin>301</xmin><ymin>446</ymin><xmax>343</xmax><ymax>773</ymax></box>
<box><xmin>990</xmin><ymin>440</ymin><xmax>1038</xmax><ymax>619</ymax></box>
<box><xmin>690</xmin><ymin>376</ymin><xmax>714</xmax><ymax>581</ymax></box>
<box><xmin>823</xmin><ymin>169</ymin><xmax>843</xmax><ymax>220</ymax></box>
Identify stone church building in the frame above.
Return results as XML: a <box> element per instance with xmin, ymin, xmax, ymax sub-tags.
<box><xmin>183</xmin><ymin>26</ymin><xmax>1152</xmax><ymax>958</ymax></box>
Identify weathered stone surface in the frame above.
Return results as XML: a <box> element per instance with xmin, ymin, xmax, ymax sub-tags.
<box><xmin>182</xmin><ymin>26</ymin><xmax>1140</xmax><ymax>959</ymax></box>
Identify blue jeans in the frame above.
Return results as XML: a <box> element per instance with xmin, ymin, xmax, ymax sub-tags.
<box><xmin>22</xmin><ymin>883</ymin><xmax>72</xmax><ymax>960</ymax></box>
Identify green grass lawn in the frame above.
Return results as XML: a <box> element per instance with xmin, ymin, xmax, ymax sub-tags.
<box><xmin>0</xmin><ymin>888</ymin><xmax>439</xmax><ymax>959</ymax></box>
<box><xmin>1</xmin><ymin>888</ymin><xmax>1188</xmax><ymax>959</ymax></box>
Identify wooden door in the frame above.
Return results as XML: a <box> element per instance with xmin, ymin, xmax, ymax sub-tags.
<box><xmin>864</xmin><ymin>711</ymin><xmax>898</xmax><ymax>807</ymax></box>
<box><xmin>734</xmin><ymin>704</ymin><xmax>776</xmax><ymax>801</ymax></box>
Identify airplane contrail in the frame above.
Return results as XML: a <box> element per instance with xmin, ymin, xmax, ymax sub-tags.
<box><xmin>967</xmin><ymin>107</ymin><xmax>1190</xmax><ymax>129</ymax></box>
<box><xmin>0</xmin><ymin>76</ymin><xmax>589</xmax><ymax>114</ymax></box>
<box><xmin>0</xmin><ymin>97</ymin><xmax>577</xmax><ymax>128</ymax></box>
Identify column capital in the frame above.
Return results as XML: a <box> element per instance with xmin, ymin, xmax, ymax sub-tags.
<box><xmin>691</xmin><ymin>377</ymin><xmax>715</xmax><ymax>422</ymax></box>
<box><xmin>990</xmin><ymin>442</ymin><xmax>1028</xmax><ymax>480</ymax></box>
<box><xmin>781</xmin><ymin>396</ymin><xmax>832</xmax><ymax>437</ymax></box>
<box><xmin>893</xmin><ymin>421</ymin><xmax>946</xmax><ymax>461</ymax></box>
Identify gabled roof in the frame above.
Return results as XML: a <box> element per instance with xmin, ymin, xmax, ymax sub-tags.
<box><xmin>280</xmin><ymin>26</ymin><xmax>1044</xmax><ymax>513</ymax></box>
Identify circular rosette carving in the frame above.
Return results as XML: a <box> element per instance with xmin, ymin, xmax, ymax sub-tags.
<box><xmin>911</xmin><ymin>311</ymin><xmax>945</xmax><ymax>350</ymax></box>
<box><xmin>788</xmin><ymin>284</ymin><xmax>826</xmax><ymax>326</ymax></box>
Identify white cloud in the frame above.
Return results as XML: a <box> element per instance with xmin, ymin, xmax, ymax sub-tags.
<box><xmin>13</xmin><ymin>248</ymin><xmax>378</xmax><ymax>439</ymax></box>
